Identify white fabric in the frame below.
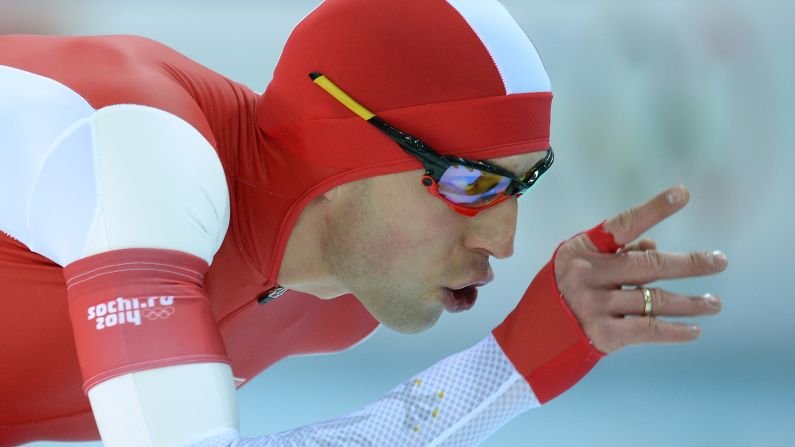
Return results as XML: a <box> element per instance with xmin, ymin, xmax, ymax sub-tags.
<box><xmin>1</xmin><ymin>66</ymin><xmax>236</xmax><ymax>446</ymax></box>
<box><xmin>0</xmin><ymin>65</ymin><xmax>95</xmax><ymax>244</ymax></box>
<box><xmin>446</xmin><ymin>0</ymin><xmax>551</xmax><ymax>94</ymax></box>
<box><xmin>89</xmin><ymin>364</ymin><xmax>239</xmax><ymax>447</ymax></box>
<box><xmin>2</xmin><ymin>60</ymin><xmax>539</xmax><ymax>447</ymax></box>
<box><xmin>0</xmin><ymin>66</ymin><xmax>230</xmax><ymax>266</ymax></box>
<box><xmin>189</xmin><ymin>334</ymin><xmax>540</xmax><ymax>447</ymax></box>
<box><xmin>27</xmin><ymin>104</ymin><xmax>231</xmax><ymax>266</ymax></box>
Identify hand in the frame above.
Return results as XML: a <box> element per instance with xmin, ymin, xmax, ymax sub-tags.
<box><xmin>553</xmin><ymin>186</ymin><xmax>728</xmax><ymax>354</ymax></box>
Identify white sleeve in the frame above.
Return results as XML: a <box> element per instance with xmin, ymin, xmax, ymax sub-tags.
<box><xmin>43</xmin><ymin>105</ymin><xmax>237</xmax><ymax>447</ymax></box>
<box><xmin>1</xmin><ymin>65</ymin><xmax>230</xmax><ymax>266</ymax></box>
<box><xmin>189</xmin><ymin>334</ymin><xmax>539</xmax><ymax>447</ymax></box>
<box><xmin>2</xmin><ymin>64</ymin><xmax>237</xmax><ymax>447</ymax></box>
<box><xmin>26</xmin><ymin>104</ymin><xmax>229</xmax><ymax>266</ymax></box>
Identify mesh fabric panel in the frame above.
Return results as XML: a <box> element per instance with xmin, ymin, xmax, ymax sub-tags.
<box><xmin>189</xmin><ymin>334</ymin><xmax>540</xmax><ymax>447</ymax></box>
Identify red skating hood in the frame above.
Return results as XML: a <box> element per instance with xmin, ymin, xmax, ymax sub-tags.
<box><xmin>247</xmin><ymin>0</ymin><xmax>552</xmax><ymax>281</ymax></box>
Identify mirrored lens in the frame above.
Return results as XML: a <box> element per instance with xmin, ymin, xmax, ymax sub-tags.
<box><xmin>437</xmin><ymin>164</ymin><xmax>511</xmax><ymax>206</ymax></box>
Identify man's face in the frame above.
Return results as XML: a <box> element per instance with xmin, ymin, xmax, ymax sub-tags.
<box><xmin>320</xmin><ymin>151</ymin><xmax>548</xmax><ymax>333</ymax></box>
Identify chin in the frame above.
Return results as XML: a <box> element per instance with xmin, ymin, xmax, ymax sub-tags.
<box><xmin>380</xmin><ymin>307</ymin><xmax>443</xmax><ymax>334</ymax></box>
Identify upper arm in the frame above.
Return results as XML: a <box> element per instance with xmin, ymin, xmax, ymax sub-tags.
<box><xmin>2</xmin><ymin>63</ymin><xmax>237</xmax><ymax>447</ymax></box>
<box><xmin>1</xmin><ymin>63</ymin><xmax>231</xmax><ymax>319</ymax></box>
<box><xmin>34</xmin><ymin>103</ymin><xmax>235</xmax><ymax>446</ymax></box>
<box><xmin>27</xmin><ymin>103</ymin><xmax>230</xmax><ymax>266</ymax></box>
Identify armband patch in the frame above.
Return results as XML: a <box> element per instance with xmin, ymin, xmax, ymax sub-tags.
<box><xmin>64</xmin><ymin>248</ymin><xmax>230</xmax><ymax>392</ymax></box>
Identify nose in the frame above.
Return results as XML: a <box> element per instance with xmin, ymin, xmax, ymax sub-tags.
<box><xmin>462</xmin><ymin>198</ymin><xmax>518</xmax><ymax>259</ymax></box>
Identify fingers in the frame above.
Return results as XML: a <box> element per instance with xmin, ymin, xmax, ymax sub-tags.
<box><xmin>596</xmin><ymin>249</ymin><xmax>728</xmax><ymax>285</ymax></box>
<box><xmin>602</xmin><ymin>186</ymin><xmax>689</xmax><ymax>246</ymax></box>
<box><xmin>606</xmin><ymin>288</ymin><xmax>722</xmax><ymax>317</ymax></box>
<box><xmin>609</xmin><ymin>317</ymin><xmax>702</xmax><ymax>349</ymax></box>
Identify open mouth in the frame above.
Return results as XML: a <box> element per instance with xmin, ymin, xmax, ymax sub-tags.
<box><xmin>441</xmin><ymin>285</ymin><xmax>478</xmax><ymax>313</ymax></box>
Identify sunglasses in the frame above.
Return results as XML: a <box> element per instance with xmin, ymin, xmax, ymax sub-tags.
<box><xmin>309</xmin><ymin>73</ymin><xmax>554</xmax><ymax>217</ymax></box>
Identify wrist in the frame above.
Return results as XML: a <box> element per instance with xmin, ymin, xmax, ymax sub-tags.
<box><xmin>492</xmin><ymin>247</ymin><xmax>605</xmax><ymax>404</ymax></box>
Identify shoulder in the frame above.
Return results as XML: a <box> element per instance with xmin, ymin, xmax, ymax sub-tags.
<box><xmin>0</xmin><ymin>34</ymin><xmax>219</xmax><ymax>142</ymax></box>
<box><xmin>26</xmin><ymin>104</ymin><xmax>231</xmax><ymax>266</ymax></box>
<box><xmin>0</xmin><ymin>34</ymin><xmax>179</xmax><ymax>93</ymax></box>
<box><xmin>1</xmin><ymin>36</ymin><xmax>233</xmax><ymax>266</ymax></box>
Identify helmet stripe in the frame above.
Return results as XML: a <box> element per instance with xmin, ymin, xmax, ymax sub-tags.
<box><xmin>446</xmin><ymin>0</ymin><xmax>551</xmax><ymax>94</ymax></box>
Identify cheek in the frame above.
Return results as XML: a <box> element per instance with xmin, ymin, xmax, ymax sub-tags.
<box><xmin>370</xmin><ymin>191</ymin><xmax>461</xmax><ymax>269</ymax></box>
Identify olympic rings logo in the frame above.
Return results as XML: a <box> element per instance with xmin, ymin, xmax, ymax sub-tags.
<box><xmin>142</xmin><ymin>306</ymin><xmax>176</xmax><ymax>320</ymax></box>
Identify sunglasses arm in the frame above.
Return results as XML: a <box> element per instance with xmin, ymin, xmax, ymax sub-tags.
<box><xmin>367</xmin><ymin>118</ymin><xmax>449</xmax><ymax>175</ymax></box>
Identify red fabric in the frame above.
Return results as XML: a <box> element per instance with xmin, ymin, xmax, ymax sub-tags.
<box><xmin>0</xmin><ymin>35</ymin><xmax>218</xmax><ymax>147</ymax></box>
<box><xmin>492</xmin><ymin>222</ymin><xmax>625</xmax><ymax>402</ymax></box>
<box><xmin>0</xmin><ymin>35</ymin><xmax>379</xmax><ymax>444</ymax></box>
<box><xmin>0</xmin><ymin>0</ymin><xmax>553</xmax><ymax>442</ymax></box>
<box><xmin>253</xmin><ymin>0</ymin><xmax>552</xmax><ymax>278</ymax></box>
<box><xmin>259</xmin><ymin>0</ymin><xmax>507</xmax><ymax>130</ymax></box>
<box><xmin>62</xmin><ymin>249</ymin><xmax>230</xmax><ymax>393</ymax></box>
<box><xmin>263</xmin><ymin>92</ymin><xmax>551</xmax><ymax>170</ymax></box>
<box><xmin>0</xmin><ymin>232</ymin><xmax>99</xmax><ymax>445</ymax></box>
<box><xmin>492</xmin><ymin>245</ymin><xmax>606</xmax><ymax>404</ymax></box>
<box><xmin>584</xmin><ymin>221</ymin><xmax>624</xmax><ymax>253</ymax></box>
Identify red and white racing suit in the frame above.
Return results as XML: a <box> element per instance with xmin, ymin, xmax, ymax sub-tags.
<box><xmin>0</xmin><ymin>2</ymin><xmax>605</xmax><ymax>445</ymax></box>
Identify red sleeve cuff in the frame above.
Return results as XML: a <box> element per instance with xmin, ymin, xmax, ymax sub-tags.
<box><xmin>492</xmin><ymin>245</ymin><xmax>605</xmax><ymax>404</ymax></box>
<box><xmin>63</xmin><ymin>248</ymin><xmax>230</xmax><ymax>393</ymax></box>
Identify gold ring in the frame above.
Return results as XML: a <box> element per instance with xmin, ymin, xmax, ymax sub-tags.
<box><xmin>640</xmin><ymin>287</ymin><xmax>654</xmax><ymax>317</ymax></box>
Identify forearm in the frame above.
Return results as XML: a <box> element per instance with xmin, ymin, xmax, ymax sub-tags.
<box><xmin>191</xmin><ymin>334</ymin><xmax>538</xmax><ymax>447</ymax></box>
<box><xmin>193</xmin><ymin>240</ymin><xmax>612</xmax><ymax>447</ymax></box>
